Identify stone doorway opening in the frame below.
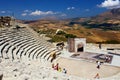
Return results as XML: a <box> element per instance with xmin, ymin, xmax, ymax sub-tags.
<box><xmin>77</xmin><ymin>43</ymin><xmax>84</xmax><ymax>52</ymax></box>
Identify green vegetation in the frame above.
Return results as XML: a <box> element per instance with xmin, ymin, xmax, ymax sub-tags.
<box><xmin>56</xmin><ymin>30</ymin><xmax>66</xmax><ymax>35</ymax></box>
<box><xmin>37</xmin><ymin>29</ymin><xmax>55</xmax><ymax>34</ymax></box>
<box><xmin>46</xmin><ymin>35</ymin><xmax>67</xmax><ymax>42</ymax></box>
<box><xmin>65</xmin><ymin>34</ymin><xmax>76</xmax><ymax>38</ymax></box>
<box><xmin>37</xmin><ymin>29</ymin><xmax>77</xmax><ymax>42</ymax></box>
<box><xmin>46</xmin><ymin>33</ymin><xmax>77</xmax><ymax>42</ymax></box>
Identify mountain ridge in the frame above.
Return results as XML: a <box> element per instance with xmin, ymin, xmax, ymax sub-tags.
<box><xmin>20</xmin><ymin>8</ymin><xmax>120</xmax><ymax>43</ymax></box>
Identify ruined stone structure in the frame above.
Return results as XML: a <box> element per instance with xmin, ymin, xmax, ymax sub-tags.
<box><xmin>68</xmin><ymin>38</ymin><xmax>86</xmax><ymax>53</ymax></box>
<box><xmin>0</xmin><ymin>16</ymin><xmax>11</xmax><ymax>27</ymax></box>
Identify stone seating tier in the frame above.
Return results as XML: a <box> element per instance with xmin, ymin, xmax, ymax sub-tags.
<box><xmin>0</xmin><ymin>27</ymin><xmax>60</xmax><ymax>62</ymax></box>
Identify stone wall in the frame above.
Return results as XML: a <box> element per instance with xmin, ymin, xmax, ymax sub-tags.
<box><xmin>0</xmin><ymin>16</ymin><xmax>12</xmax><ymax>27</ymax></box>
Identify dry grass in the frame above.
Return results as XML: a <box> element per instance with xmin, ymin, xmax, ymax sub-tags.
<box><xmin>28</xmin><ymin>20</ymin><xmax>120</xmax><ymax>43</ymax></box>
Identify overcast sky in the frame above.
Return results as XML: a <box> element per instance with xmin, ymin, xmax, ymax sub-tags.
<box><xmin>0</xmin><ymin>0</ymin><xmax>120</xmax><ymax>20</ymax></box>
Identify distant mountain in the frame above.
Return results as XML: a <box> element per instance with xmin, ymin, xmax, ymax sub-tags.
<box><xmin>21</xmin><ymin>8</ymin><xmax>120</xmax><ymax>43</ymax></box>
<box><xmin>80</xmin><ymin>8</ymin><xmax>120</xmax><ymax>30</ymax></box>
<box><xmin>92</xmin><ymin>8</ymin><xmax>120</xmax><ymax>22</ymax></box>
<box><xmin>111</xmin><ymin>8</ymin><xmax>120</xmax><ymax>16</ymax></box>
<box><xmin>22</xmin><ymin>8</ymin><xmax>120</xmax><ymax>31</ymax></box>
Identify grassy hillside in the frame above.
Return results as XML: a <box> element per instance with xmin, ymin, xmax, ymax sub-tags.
<box><xmin>25</xmin><ymin>8</ymin><xmax>120</xmax><ymax>43</ymax></box>
<box><xmin>28</xmin><ymin>21</ymin><xmax>120</xmax><ymax>43</ymax></box>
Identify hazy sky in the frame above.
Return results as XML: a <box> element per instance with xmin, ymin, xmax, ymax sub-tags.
<box><xmin>0</xmin><ymin>0</ymin><xmax>120</xmax><ymax>20</ymax></box>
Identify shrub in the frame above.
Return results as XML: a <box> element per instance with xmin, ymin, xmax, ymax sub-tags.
<box><xmin>46</xmin><ymin>35</ymin><xmax>67</xmax><ymax>42</ymax></box>
<box><xmin>56</xmin><ymin>30</ymin><xmax>66</xmax><ymax>35</ymax></box>
<box><xmin>65</xmin><ymin>34</ymin><xmax>76</xmax><ymax>38</ymax></box>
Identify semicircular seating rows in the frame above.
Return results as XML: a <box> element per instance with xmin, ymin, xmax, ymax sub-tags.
<box><xmin>0</xmin><ymin>26</ymin><xmax>61</xmax><ymax>62</ymax></box>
